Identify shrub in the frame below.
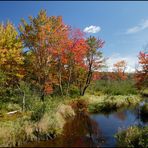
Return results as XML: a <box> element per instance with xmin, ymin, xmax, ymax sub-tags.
<box><xmin>69</xmin><ymin>85</ymin><xmax>80</xmax><ymax>97</ymax></box>
<box><xmin>88</xmin><ymin>95</ymin><xmax>141</xmax><ymax>113</ymax></box>
<box><xmin>88</xmin><ymin>79</ymin><xmax>138</xmax><ymax>95</ymax></box>
<box><xmin>88</xmin><ymin>101</ymin><xmax>117</xmax><ymax>113</ymax></box>
<box><xmin>31</xmin><ymin>102</ymin><xmax>46</xmax><ymax>122</ymax></box>
<box><xmin>115</xmin><ymin>126</ymin><xmax>148</xmax><ymax>148</ymax></box>
<box><xmin>70</xmin><ymin>98</ymin><xmax>88</xmax><ymax>113</ymax></box>
<box><xmin>0</xmin><ymin>118</ymin><xmax>35</xmax><ymax>147</ymax></box>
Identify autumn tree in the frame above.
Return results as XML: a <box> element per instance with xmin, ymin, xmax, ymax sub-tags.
<box><xmin>19</xmin><ymin>10</ymin><xmax>105</xmax><ymax>97</ymax></box>
<box><xmin>19</xmin><ymin>10</ymin><xmax>69</xmax><ymax>100</ymax></box>
<box><xmin>79</xmin><ymin>36</ymin><xmax>105</xmax><ymax>96</ymax></box>
<box><xmin>0</xmin><ymin>21</ymin><xmax>24</xmax><ymax>93</ymax></box>
<box><xmin>113</xmin><ymin>60</ymin><xmax>127</xmax><ymax>80</ymax></box>
<box><xmin>135</xmin><ymin>51</ymin><xmax>148</xmax><ymax>90</ymax></box>
<box><xmin>50</xmin><ymin>24</ymin><xmax>69</xmax><ymax>95</ymax></box>
<box><xmin>63</xmin><ymin>29</ymin><xmax>87</xmax><ymax>95</ymax></box>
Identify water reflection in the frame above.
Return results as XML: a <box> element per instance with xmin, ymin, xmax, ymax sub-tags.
<box><xmin>23</xmin><ymin>99</ymin><xmax>148</xmax><ymax>147</ymax></box>
<box><xmin>24</xmin><ymin>112</ymin><xmax>106</xmax><ymax>147</ymax></box>
<box><xmin>91</xmin><ymin>104</ymin><xmax>148</xmax><ymax>147</ymax></box>
<box><xmin>114</xmin><ymin>110</ymin><xmax>126</xmax><ymax>121</ymax></box>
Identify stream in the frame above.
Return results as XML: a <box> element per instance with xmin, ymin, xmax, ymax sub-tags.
<box><xmin>24</xmin><ymin>98</ymin><xmax>148</xmax><ymax>147</ymax></box>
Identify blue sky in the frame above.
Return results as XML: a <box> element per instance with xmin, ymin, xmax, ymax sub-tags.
<box><xmin>1</xmin><ymin>1</ymin><xmax>148</xmax><ymax>72</ymax></box>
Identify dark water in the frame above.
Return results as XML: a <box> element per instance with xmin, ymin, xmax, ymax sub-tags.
<box><xmin>24</xmin><ymin>100</ymin><xmax>148</xmax><ymax>147</ymax></box>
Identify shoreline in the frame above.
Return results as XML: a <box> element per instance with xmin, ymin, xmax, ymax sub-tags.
<box><xmin>0</xmin><ymin>94</ymin><xmax>145</xmax><ymax>147</ymax></box>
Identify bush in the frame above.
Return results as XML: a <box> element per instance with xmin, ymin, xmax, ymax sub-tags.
<box><xmin>115</xmin><ymin>126</ymin><xmax>148</xmax><ymax>148</ymax></box>
<box><xmin>88</xmin><ymin>79</ymin><xmax>138</xmax><ymax>95</ymax></box>
<box><xmin>88</xmin><ymin>95</ymin><xmax>141</xmax><ymax>113</ymax></box>
<box><xmin>88</xmin><ymin>100</ymin><xmax>117</xmax><ymax>113</ymax></box>
<box><xmin>0</xmin><ymin>118</ymin><xmax>35</xmax><ymax>147</ymax></box>
<box><xmin>69</xmin><ymin>85</ymin><xmax>80</xmax><ymax>97</ymax></box>
<box><xmin>31</xmin><ymin>102</ymin><xmax>46</xmax><ymax>122</ymax></box>
<box><xmin>70</xmin><ymin>98</ymin><xmax>88</xmax><ymax>113</ymax></box>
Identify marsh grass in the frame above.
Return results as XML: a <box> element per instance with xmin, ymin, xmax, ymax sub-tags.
<box><xmin>0</xmin><ymin>89</ymin><xmax>144</xmax><ymax>147</ymax></box>
<box><xmin>0</xmin><ymin>95</ymin><xmax>76</xmax><ymax>147</ymax></box>
<box><xmin>115</xmin><ymin>126</ymin><xmax>148</xmax><ymax>148</ymax></box>
<box><xmin>87</xmin><ymin>95</ymin><xmax>142</xmax><ymax>113</ymax></box>
<box><xmin>87</xmin><ymin>80</ymin><xmax>138</xmax><ymax>96</ymax></box>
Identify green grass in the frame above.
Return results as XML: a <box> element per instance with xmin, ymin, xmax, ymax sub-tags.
<box><xmin>142</xmin><ymin>88</ymin><xmax>148</xmax><ymax>96</ymax></box>
<box><xmin>0</xmin><ymin>94</ymin><xmax>144</xmax><ymax>146</ymax></box>
<box><xmin>0</xmin><ymin>79</ymin><xmax>145</xmax><ymax>147</ymax></box>
<box><xmin>87</xmin><ymin>95</ymin><xmax>142</xmax><ymax>113</ymax></box>
<box><xmin>0</xmin><ymin>95</ymin><xmax>76</xmax><ymax>147</ymax></box>
<box><xmin>87</xmin><ymin>79</ymin><xmax>138</xmax><ymax>96</ymax></box>
<box><xmin>115</xmin><ymin>126</ymin><xmax>148</xmax><ymax>148</ymax></box>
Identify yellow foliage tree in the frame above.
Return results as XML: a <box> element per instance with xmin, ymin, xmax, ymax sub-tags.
<box><xmin>0</xmin><ymin>21</ymin><xmax>24</xmax><ymax>87</ymax></box>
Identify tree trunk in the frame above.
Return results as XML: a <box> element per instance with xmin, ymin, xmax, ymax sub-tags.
<box><xmin>41</xmin><ymin>93</ymin><xmax>45</xmax><ymax>101</ymax></box>
<box><xmin>22</xmin><ymin>91</ymin><xmax>25</xmax><ymax>112</ymax></box>
<box><xmin>59</xmin><ymin>72</ymin><xmax>63</xmax><ymax>96</ymax></box>
<box><xmin>81</xmin><ymin>65</ymin><xmax>93</xmax><ymax>96</ymax></box>
<box><xmin>40</xmin><ymin>86</ymin><xmax>45</xmax><ymax>101</ymax></box>
<box><xmin>66</xmin><ymin>67</ymin><xmax>72</xmax><ymax>96</ymax></box>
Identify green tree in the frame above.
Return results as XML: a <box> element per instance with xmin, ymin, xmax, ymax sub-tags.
<box><xmin>80</xmin><ymin>36</ymin><xmax>105</xmax><ymax>95</ymax></box>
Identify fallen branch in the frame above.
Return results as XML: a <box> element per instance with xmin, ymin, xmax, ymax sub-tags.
<box><xmin>6</xmin><ymin>110</ymin><xmax>20</xmax><ymax>115</ymax></box>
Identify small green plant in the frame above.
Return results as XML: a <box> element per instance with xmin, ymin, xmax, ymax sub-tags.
<box><xmin>69</xmin><ymin>85</ymin><xmax>80</xmax><ymax>97</ymax></box>
<box><xmin>31</xmin><ymin>102</ymin><xmax>46</xmax><ymax>122</ymax></box>
<box><xmin>115</xmin><ymin>126</ymin><xmax>148</xmax><ymax>148</ymax></box>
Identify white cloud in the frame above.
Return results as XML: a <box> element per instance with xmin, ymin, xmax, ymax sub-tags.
<box><xmin>126</xmin><ymin>19</ymin><xmax>148</xmax><ymax>34</ymax></box>
<box><xmin>103</xmin><ymin>53</ymin><xmax>138</xmax><ymax>73</ymax></box>
<box><xmin>83</xmin><ymin>25</ymin><xmax>101</xmax><ymax>33</ymax></box>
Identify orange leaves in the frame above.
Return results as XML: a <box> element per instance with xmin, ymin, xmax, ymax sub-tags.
<box><xmin>58</xmin><ymin>28</ymin><xmax>88</xmax><ymax>68</ymax></box>
<box><xmin>139</xmin><ymin>51</ymin><xmax>148</xmax><ymax>64</ymax></box>
<box><xmin>113</xmin><ymin>60</ymin><xmax>127</xmax><ymax>71</ymax></box>
<box><xmin>44</xmin><ymin>82</ymin><xmax>53</xmax><ymax>94</ymax></box>
<box><xmin>135</xmin><ymin>51</ymin><xmax>148</xmax><ymax>89</ymax></box>
<box><xmin>19</xmin><ymin>10</ymin><xmax>105</xmax><ymax>96</ymax></box>
<box><xmin>92</xmin><ymin>72</ymin><xmax>102</xmax><ymax>81</ymax></box>
<box><xmin>113</xmin><ymin>60</ymin><xmax>127</xmax><ymax>80</ymax></box>
<box><xmin>69</xmin><ymin>39</ymin><xmax>87</xmax><ymax>64</ymax></box>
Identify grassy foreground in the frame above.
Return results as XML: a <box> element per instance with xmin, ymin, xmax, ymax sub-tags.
<box><xmin>0</xmin><ymin>96</ymin><xmax>76</xmax><ymax>147</ymax></box>
<box><xmin>0</xmin><ymin>93</ymin><xmax>145</xmax><ymax>147</ymax></box>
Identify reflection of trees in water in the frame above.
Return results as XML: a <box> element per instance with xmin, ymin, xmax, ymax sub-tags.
<box><xmin>139</xmin><ymin>113</ymin><xmax>148</xmax><ymax>123</ymax></box>
<box><xmin>125</xmin><ymin>104</ymin><xmax>148</xmax><ymax>125</ymax></box>
<box><xmin>24</xmin><ymin>112</ymin><xmax>107</xmax><ymax>147</ymax></box>
<box><xmin>113</xmin><ymin>105</ymin><xmax>147</xmax><ymax>124</ymax></box>
<box><xmin>62</xmin><ymin>112</ymin><xmax>106</xmax><ymax>147</ymax></box>
<box><xmin>114</xmin><ymin>111</ymin><xmax>126</xmax><ymax>121</ymax></box>
<box><xmin>139</xmin><ymin>108</ymin><xmax>148</xmax><ymax>124</ymax></box>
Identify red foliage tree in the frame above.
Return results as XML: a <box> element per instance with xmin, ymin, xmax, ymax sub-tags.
<box><xmin>113</xmin><ymin>60</ymin><xmax>127</xmax><ymax>80</ymax></box>
<box><xmin>135</xmin><ymin>51</ymin><xmax>148</xmax><ymax>90</ymax></box>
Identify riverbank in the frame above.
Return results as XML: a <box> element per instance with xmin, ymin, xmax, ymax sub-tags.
<box><xmin>85</xmin><ymin>94</ymin><xmax>143</xmax><ymax>113</ymax></box>
<box><xmin>0</xmin><ymin>96</ymin><xmax>76</xmax><ymax>147</ymax></box>
<box><xmin>0</xmin><ymin>94</ymin><xmax>146</xmax><ymax>147</ymax></box>
<box><xmin>115</xmin><ymin>125</ymin><xmax>148</xmax><ymax>148</ymax></box>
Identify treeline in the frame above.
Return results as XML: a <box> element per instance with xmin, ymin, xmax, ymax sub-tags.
<box><xmin>0</xmin><ymin>9</ymin><xmax>147</xmax><ymax>106</ymax></box>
